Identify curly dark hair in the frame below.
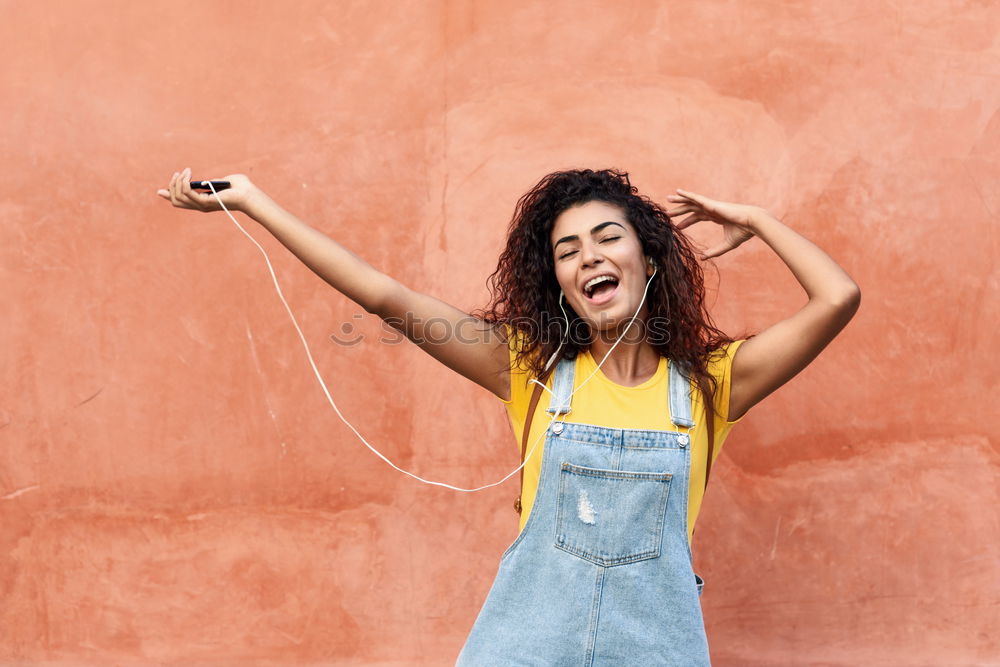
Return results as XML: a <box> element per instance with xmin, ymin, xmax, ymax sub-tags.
<box><xmin>475</xmin><ymin>168</ymin><xmax>739</xmax><ymax>420</ymax></box>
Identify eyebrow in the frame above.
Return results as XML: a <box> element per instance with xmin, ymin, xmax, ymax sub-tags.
<box><xmin>553</xmin><ymin>221</ymin><xmax>626</xmax><ymax>250</ymax></box>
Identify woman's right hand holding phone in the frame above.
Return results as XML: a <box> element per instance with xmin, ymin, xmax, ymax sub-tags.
<box><xmin>157</xmin><ymin>167</ymin><xmax>263</xmax><ymax>214</ymax></box>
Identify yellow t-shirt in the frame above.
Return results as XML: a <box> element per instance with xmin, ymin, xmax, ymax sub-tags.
<box><xmin>501</xmin><ymin>339</ymin><xmax>748</xmax><ymax>545</ymax></box>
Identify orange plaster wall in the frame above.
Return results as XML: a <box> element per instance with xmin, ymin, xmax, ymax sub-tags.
<box><xmin>1</xmin><ymin>1</ymin><xmax>998</xmax><ymax>665</ymax></box>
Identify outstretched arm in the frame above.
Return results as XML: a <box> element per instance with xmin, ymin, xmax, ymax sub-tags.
<box><xmin>667</xmin><ymin>190</ymin><xmax>861</xmax><ymax>421</ymax></box>
<box><xmin>157</xmin><ymin>168</ymin><xmax>511</xmax><ymax>400</ymax></box>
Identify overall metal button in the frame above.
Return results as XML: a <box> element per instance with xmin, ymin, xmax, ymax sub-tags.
<box><xmin>552</xmin><ymin>422</ymin><xmax>564</xmax><ymax>435</ymax></box>
<box><xmin>678</xmin><ymin>434</ymin><xmax>689</xmax><ymax>447</ymax></box>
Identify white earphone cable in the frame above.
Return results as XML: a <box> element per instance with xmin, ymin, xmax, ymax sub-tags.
<box><xmin>206</xmin><ymin>182</ymin><xmax>659</xmax><ymax>492</ymax></box>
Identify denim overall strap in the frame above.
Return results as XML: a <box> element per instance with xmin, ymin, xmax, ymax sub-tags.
<box><xmin>545</xmin><ymin>356</ymin><xmax>576</xmax><ymax>416</ymax></box>
<box><xmin>668</xmin><ymin>359</ymin><xmax>695</xmax><ymax>428</ymax></box>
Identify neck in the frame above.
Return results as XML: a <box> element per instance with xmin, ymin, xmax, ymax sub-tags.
<box><xmin>587</xmin><ymin>313</ymin><xmax>660</xmax><ymax>387</ymax></box>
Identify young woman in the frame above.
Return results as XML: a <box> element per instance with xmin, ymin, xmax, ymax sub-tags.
<box><xmin>158</xmin><ymin>167</ymin><xmax>860</xmax><ymax>665</ymax></box>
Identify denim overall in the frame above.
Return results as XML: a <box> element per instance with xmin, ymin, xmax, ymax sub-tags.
<box><xmin>457</xmin><ymin>357</ymin><xmax>711</xmax><ymax>666</ymax></box>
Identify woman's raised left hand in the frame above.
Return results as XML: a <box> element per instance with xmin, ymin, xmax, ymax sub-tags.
<box><xmin>666</xmin><ymin>189</ymin><xmax>761</xmax><ymax>260</ymax></box>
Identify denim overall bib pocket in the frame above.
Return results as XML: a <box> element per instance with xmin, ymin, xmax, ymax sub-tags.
<box><xmin>458</xmin><ymin>357</ymin><xmax>711</xmax><ymax>666</ymax></box>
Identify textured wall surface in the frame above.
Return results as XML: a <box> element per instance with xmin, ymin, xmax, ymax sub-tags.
<box><xmin>2</xmin><ymin>1</ymin><xmax>998</xmax><ymax>665</ymax></box>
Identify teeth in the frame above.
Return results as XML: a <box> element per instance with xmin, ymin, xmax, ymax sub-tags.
<box><xmin>584</xmin><ymin>275</ymin><xmax>618</xmax><ymax>296</ymax></box>
<box><xmin>585</xmin><ymin>275</ymin><xmax>616</xmax><ymax>291</ymax></box>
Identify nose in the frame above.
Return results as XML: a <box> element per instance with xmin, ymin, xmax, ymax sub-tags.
<box><xmin>580</xmin><ymin>241</ymin><xmax>604</xmax><ymax>268</ymax></box>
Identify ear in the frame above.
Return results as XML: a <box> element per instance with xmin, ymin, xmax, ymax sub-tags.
<box><xmin>646</xmin><ymin>257</ymin><xmax>656</xmax><ymax>277</ymax></box>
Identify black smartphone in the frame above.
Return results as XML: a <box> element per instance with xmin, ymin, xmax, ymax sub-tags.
<box><xmin>190</xmin><ymin>180</ymin><xmax>231</xmax><ymax>191</ymax></box>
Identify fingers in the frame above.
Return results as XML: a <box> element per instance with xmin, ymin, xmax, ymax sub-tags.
<box><xmin>666</xmin><ymin>204</ymin><xmax>695</xmax><ymax>217</ymax></box>
<box><xmin>176</xmin><ymin>168</ymin><xmax>208</xmax><ymax>209</ymax></box>
<box><xmin>668</xmin><ymin>204</ymin><xmax>706</xmax><ymax>231</ymax></box>
<box><xmin>164</xmin><ymin>170</ymin><xmax>189</xmax><ymax>208</ymax></box>
<box><xmin>667</xmin><ymin>193</ymin><xmax>703</xmax><ymax>212</ymax></box>
<box><xmin>673</xmin><ymin>214</ymin><xmax>703</xmax><ymax>231</ymax></box>
<box><xmin>170</xmin><ymin>170</ymin><xmax>186</xmax><ymax>207</ymax></box>
<box><xmin>667</xmin><ymin>203</ymin><xmax>702</xmax><ymax>223</ymax></box>
<box><xmin>669</xmin><ymin>189</ymin><xmax>717</xmax><ymax>216</ymax></box>
<box><xmin>159</xmin><ymin>168</ymin><xmax>216</xmax><ymax>211</ymax></box>
<box><xmin>675</xmin><ymin>188</ymin><xmax>709</xmax><ymax>205</ymax></box>
<box><xmin>668</xmin><ymin>190</ymin><xmax>721</xmax><ymax>231</ymax></box>
<box><xmin>700</xmin><ymin>242</ymin><xmax>734</xmax><ymax>260</ymax></box>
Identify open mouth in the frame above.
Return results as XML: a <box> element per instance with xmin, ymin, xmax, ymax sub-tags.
<box><xmin>582</xmin><ymin>274</ymin><xmax>620</xmax><ymax>305</ymax></box>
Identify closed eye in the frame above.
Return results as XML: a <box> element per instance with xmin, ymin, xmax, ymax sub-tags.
<box><xmin>558</xmin><ymin>237</ymin><xmax>618</xmax><ymax>259</ymax></box>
